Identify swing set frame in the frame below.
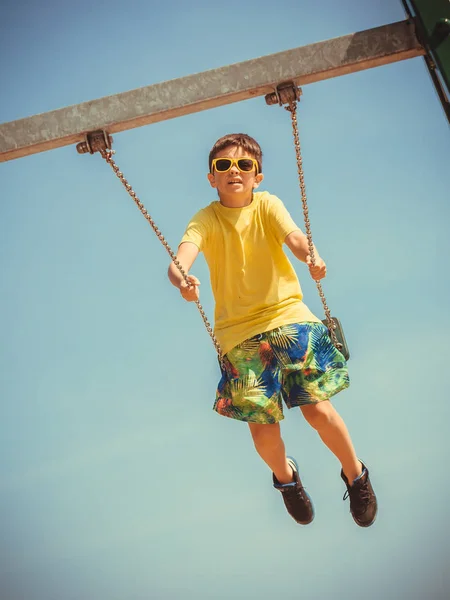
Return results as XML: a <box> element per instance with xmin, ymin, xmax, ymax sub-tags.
<box><xmin>0</xmin><ymin>10</ymin><xmax>448</xmax><ymax>362</ymax></box>
<box><xmin>0</xmin><ymin>19</ymin><xmax>430</xmax><ymax>163</ymax></box>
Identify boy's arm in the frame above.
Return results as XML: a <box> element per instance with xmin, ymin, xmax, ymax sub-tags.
<box><xmin>168</xmin><ymin>241</ymin><xmax>201</xmax><ymax>302</ymax></box>
<box><xmin>284</xmin><ymin>230</ymin><xmax>327</xmax><ymax>281</ymax></box>
<box><xmin>266</xmin><ymin>195</ymin><xmax>326</xmax><ymax>280</ymax></box>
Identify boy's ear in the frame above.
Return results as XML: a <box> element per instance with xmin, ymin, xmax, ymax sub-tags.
<box><xmin>253</xmin><ymin>173</ymin><xmax>264</xmax><ymax>188</ymax></box>
<box><xmin>207</xmin><ymin>173</ymin><xmax>216</xmax><ymax>188</ymax></box>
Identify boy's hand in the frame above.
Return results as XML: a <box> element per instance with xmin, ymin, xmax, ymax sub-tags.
<box><xmin>180</xmin><ymin>275</ymin><xmax>201</xmax><ymax>302</ymax></box>
<box><xmin>306</xmin><ymin>255</ymin><xmax>327</xmax><ymax>281</ymax></box>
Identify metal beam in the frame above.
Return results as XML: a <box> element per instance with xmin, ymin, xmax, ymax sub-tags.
<box><xmin>0</xmin><ymin>20</ymin><xmax>424</xmax><ymax>163</ymax></box>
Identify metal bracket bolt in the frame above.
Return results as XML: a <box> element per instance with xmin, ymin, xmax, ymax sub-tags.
<box><xmin>76</xmin><ymin>130</ymin><xmax>113</xmax><ymax>154</ymax></box>
<box><xmin>265</xmin><ymin>82</ymin><xmax>302</xmax><ymax>106</ymax></box>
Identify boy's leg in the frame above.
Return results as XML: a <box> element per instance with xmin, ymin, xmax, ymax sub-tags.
<box><xmin>248</xmin><ymin>422</ymin><xmax>293</xmax><ymax>484</ymax></box>
<box><xmin>248</xmin><ymin>422</ymin><xmax>314</xmax><ymax>525</ymax></box>
<box><xmin>300</xmin><ymin>401</ymin><xmax>361</xmax><ymax>483</ymax></box>
<box><xmin>300</xmin><ymin>400</ymin><xmax>377</xmax><ymax>527</ymax></box>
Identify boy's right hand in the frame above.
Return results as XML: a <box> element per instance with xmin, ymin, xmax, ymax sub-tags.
<box><xmin>180</xmin><ymin>275</ymin><xmax>201</xmax><ymax>302</ymax></box>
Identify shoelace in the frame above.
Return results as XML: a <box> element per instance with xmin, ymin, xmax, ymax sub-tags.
<box><xmin>343</xmin><ymin>481</ymin><xmax>371</xmax><ymax>506</ymax></box>
<box><xmin>283</xmin><ymin>484</ymin><xmax>308</xmax><ymax>506</ymax></box>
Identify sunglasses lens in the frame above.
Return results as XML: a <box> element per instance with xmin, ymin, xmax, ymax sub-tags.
<box><xmin>215</xmin><ymin>159</ymin><xmax>232</xmax><ymax>172</ymax></box>
<box><xmin>237</xmin><ymin>159</ymin><xmax>255</xmax><ymax>172</ymax></box>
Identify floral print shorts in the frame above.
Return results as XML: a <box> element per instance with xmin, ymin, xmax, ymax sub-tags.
<box><xmin>214</xmin><ymin>322</ymin><xmax>349</xmax><ymax>424</ymax></box>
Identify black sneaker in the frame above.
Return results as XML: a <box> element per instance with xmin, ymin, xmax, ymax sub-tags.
<box><xmin>341</xmin><ymin>462</ymin><xmax>377</xmax><ymax>527</ymax></box>
<box><xmin>273</xmin><ymin>457</ymin><xmax>314</xmax><ymax>525</ymax></box>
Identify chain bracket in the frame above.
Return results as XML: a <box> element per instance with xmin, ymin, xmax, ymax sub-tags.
<box><xmin>76</xmin><ymin>130</ymin><xmax>113</xmax><ymax>155</ymax></box>
<box><xmin>265</xmin><ymin>82</ymin><xmax>302</xmax><ymax>106</ymax></box>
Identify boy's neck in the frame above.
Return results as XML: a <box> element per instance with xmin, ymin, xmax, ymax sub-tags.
<box><xmin>218</xmin><ymin>192</ymin><xmax>254</xmax><ymax>208</ymax></box>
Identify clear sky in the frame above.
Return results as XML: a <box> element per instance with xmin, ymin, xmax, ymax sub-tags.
<box><xmin>1</xmin><ymin>1</ymin><xmax>449</xmax><ymax>599</ymax></box>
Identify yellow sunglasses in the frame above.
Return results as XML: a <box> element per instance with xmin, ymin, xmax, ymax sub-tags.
<box><xmin>211</xmin><ymin>157</ymin><xmax>259</xmax><ymax>174</ymax></box>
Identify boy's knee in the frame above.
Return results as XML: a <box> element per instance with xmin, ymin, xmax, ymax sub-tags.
<box><xmin>301</xmin><ymin>401</ymin><xmax>335</xmax><ymax>430</ymax></box>
<box><xmin>248</xmin><ymin>423</ymin><xmax>281</xmax><ymax>450</ymax></box>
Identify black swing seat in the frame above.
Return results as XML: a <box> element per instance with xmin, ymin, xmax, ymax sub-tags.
<box><xmin>321</xmin><ymin>316</ymin><xmax>350</xmax><ymax>361</ymax></box>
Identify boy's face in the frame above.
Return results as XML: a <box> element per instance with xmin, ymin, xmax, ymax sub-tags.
<box><xmin>207</xmin><ymin>145</ymin><xmax>264</xmax><ymax>205</ymax></box>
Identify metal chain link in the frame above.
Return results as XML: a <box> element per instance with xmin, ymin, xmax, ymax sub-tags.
<box><xmin>100</xmin><ymin>149</ymin><xmax>224</xmax><ymax>363</ymax></box>
<box><xmin>285</xmin><ymin>101</ymin><xmax>340</xmax><ymax>348</ymax></box>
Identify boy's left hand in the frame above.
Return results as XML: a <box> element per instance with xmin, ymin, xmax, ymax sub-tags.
<box><xmin>306</xmin><ymin>254</ymin><xmax>327</xmax><ymax>281</ymax></box>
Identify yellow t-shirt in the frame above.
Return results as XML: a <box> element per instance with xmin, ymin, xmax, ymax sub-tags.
<box><xmin>181</xmin><ymin>190</ymin><xmax>321</xmax><ymax>355</ymax></box>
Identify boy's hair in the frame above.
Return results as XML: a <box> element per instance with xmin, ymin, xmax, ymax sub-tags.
<box><xmin>208</xmin><ymin>133</ymin><xmax>263</xmax><ymax>174</ymax></box>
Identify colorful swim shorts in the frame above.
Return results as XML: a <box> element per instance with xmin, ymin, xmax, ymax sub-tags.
<box><xmin>214</xmin><ymin>322</ymin><xmax>349</xmax><ymax>424</ymax></box>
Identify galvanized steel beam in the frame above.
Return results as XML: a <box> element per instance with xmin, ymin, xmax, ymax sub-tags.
<box><xmin>0</xmin><ymin>20</ymin><xmax>424</xmax><ymax>162</ymax></box>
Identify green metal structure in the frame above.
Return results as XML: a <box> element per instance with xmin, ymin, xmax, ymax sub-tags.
<box><xmin>403</xmin><ymin>0</ymin><xmax>450</xmax><ymax>121</ymax></box>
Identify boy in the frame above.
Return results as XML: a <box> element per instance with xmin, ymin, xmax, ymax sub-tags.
<box><xmin>168</xmin><ymin>133</ymin><xmax>377</xmax><ymax>527</ymax></box>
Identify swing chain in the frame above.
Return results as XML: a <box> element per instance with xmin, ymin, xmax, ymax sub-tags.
<box><xmin>98</xmin><ymin>148</ymin><xmax>224</xmax><ymax>364</ymax></box>
<box><xmin>282</xmin><ymin>91</ymin><xmax>340</xmax><ymax>349</ymax></box>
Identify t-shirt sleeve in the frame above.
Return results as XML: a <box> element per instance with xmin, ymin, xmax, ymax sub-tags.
<box><xmin>180</xmin><ymin>208</ymin><xmax>209</xmax><ymax>252</ymax></box>
<box><xmin>265</xmin><ymin>194</ymin><xmax>301</xmax><ymax>244</ymax></box>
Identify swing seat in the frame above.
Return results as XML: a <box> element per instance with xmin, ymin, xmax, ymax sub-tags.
<box><xmin>322</xmin><ymin>316</ymin><xmax>350</xmax><ymax>361</ymax></box>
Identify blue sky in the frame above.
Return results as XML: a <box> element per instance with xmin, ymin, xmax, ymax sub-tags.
<box><xmin>1</xmin><ymin>1</ymin><xmax>449</xmax><ymax>599</ymax></box>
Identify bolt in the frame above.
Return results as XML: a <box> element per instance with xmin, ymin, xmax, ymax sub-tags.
<box><xmin>76</xmin><ymin>141</ymin><xmax>89</xmax><ymax>154</ymax></box>
<box><xmin>265</xmin><ymin>92</ymin><xmax>279</xmax><ymax>106</ymax></box>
